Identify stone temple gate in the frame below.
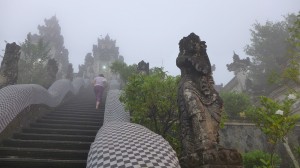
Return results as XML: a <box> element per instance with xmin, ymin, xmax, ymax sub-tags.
<box><xmin>92</xmin><ymin>35</ymin><xmax>124</xmax><ymax>78</ymax></box>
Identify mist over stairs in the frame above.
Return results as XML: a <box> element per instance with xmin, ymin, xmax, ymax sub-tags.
<box><xmin>0</xmin><ymin>87</ymin><xmax>104</xmax><ymax>168</ymax></box>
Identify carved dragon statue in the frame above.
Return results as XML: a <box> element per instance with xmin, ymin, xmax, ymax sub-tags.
<box><xmin>176</xmin><ymin>33</ymin><xmax>242</xmax><ymax>168</ymax></box>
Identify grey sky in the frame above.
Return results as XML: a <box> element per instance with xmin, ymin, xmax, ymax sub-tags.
<box><xmin>0</xmin><ymin>0</ymin><xmax>299</xmax><ymax>85</ymax></box>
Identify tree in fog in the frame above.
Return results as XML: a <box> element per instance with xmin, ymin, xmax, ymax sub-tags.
<box><xmin>120</xmin><ymin>68</ymin><xmax>180</xmax><ymax>153</ymax></box>
<box><xmin>18</xmin><ymin>16</ymin><xmax>71</xmax><ymax>87</ymax></box>
<box><xmin>110</xmin><ymin>61</ymin><xmax>137</xmax><ymax>85</ymax></box>
<box><xmin>283</xmin><ymin>12</ymin><xmax>300</xmax><ymax>84</ymax></box>
<box><xmin>245</xmin><ymin>14</ymin><xmax>297</xmax><ymax>94</ymax></box>
<box><xmin>18</xmin><ymin>33</ymin><xmax>51</xmax><ymax>86</ymax></box>
<box><xmin>38</xmin><ymin>16</ymin><xmax>70</xmax><ymax>79</ymax></box>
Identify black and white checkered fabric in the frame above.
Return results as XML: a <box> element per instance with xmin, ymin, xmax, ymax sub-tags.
<box><xmin>87</xmin><ymin>85</ymin><xmax>180</xmax><ymax>168</ymax></box>
<box><xmin>0</xmin><ymin>78</ymin><xmax>89</xmax><ymax>133</ymax></box>
<box><xmin>103</xmin><ymin>90</ymin><xmax>130</xmax><ymax>124</ymax></box>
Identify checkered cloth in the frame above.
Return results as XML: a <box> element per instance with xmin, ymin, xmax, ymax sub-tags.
<box><xmin>0</xmin><ymin>78</ymin><xmax>89</xmax><ymax>133</ymax></box>
<box><xmin>103</xmin><ymin>90</ymin><xmax>130</xmax><ymax>125</ymax></box>
<box><xmin>87</xmin><ymin>87</ymin><xmax>180</xmax><ymax>168</ymax></box>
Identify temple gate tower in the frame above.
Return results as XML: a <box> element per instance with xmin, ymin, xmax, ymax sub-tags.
<box><xmin>92</xmin><ymin>35</ymin><xmax>123</xmax><ymax>79</ymax></box>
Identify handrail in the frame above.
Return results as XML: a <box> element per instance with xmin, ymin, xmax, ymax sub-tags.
<box><xmin>0</xmin><ymin>78</ymin><xmax>89</xmax><ymax>133</ymax></box>
<box><xmin>86</xmin><ymin>80</ymin><xmax>180</xmax><ymax>168</ymax></box>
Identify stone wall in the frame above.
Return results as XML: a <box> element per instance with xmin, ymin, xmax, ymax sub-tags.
<box><xmin>220</xmin><ymin>122</ymin><xmax>300</xmax><ymax>167</ymax></box>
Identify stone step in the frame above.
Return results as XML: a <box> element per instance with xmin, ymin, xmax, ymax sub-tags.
<box><xmin>35</xmin><ymin>119</ymin><xmax>100</xmax><ymax>126</ymax></box>
<box><xmin>0</xmin><ymin>147</ymin><xmax>88</xmax><ymax>160</ymax></box>
<box><xmin>55</xmin><ymin>107</ymin><xmax>99</xmax><ymax>111</ymax></box>
<box><xmin>0</xmin><ymin>87</ymin><xmax>104</xmax><ymax>168</ymax></box>
<box><xmin>29</xmin><ymin>123</ymin><xmax>100</xmax><ymax>130</ymax></box>
<box><xmin>0</xmin><ymin>158</ymin><xmax>86</xmax><ymax>168</ymax></box>
<box><xmin>40</xmin><ymin>116</ymin><xmax>102</xmax><ymax>122</ymax></box>
<box><xmin>1</xmin><ymin>139</ymin><xmax>91</xmax><ymax>150</ymax></box>
<box><xmin>50</xmin><ymin>110</ymin><xmax>102</xmax><ymax>116</ymax></box>
<box><xmin>56</xmin><ymin>106</ymin><xmax>100</xmax><ymax>113</ymax></box>
<box><xmin>58</xmin><ymin>104</ymin><xmax>97</xmax><ymax>108</ymax></box>
<box><xmin>62</xmin><ymin>101</ymin><xmax>96</xmax><ymax>106</ymax></box>
<box><xmin>46</xmin><ymin>112</ymin><xmax>103</xmax><ymax>119</ymax></box>
<box><xmin>13</xmin><ymin>133</ymin><xmax>95</xmax><ymax>142</ymax></box>
<box><xmin>22</xmin><ymin>128</ymin><xmax>97</xmax><ymax>136</ymax></box>
<box><xmin>45</xmin><ymin>113</ymin><xmax>103</xmax><ymax>120</ymax></box>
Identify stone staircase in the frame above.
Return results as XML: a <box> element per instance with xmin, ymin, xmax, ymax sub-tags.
<box><xmin>0</xmin><ymin>88</ymin><xmax>104</xmax><ymax>168</ymax></box>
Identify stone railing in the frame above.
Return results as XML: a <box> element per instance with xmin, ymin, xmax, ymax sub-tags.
<box><xmin>0</xmin><ymin>78</ymin><xmax>89</xmax><ymax>133</ymax></box>
<box><xmin>87</xmin><ymin>80</ymin><xmax>180</xmax><ymax>168</ymax></box>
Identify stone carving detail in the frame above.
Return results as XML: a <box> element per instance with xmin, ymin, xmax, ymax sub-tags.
<box><xmin>137</xmin><ymin>60</ymin><xmax>149</xmax><ymax>75</ymax></box>
<box><xmin>176</xmin><ymin>33</ymin><xmax>242</xmax><ymax>168</ymax></box>
<box><xmin>0</xmin><ymin>42</ymin><xmax>21</xmax><ymax>89</ymax></box>
<box><xmin>226</xmin><ymin>52</ymin><xmax>250</xmax><ymax>75</ymax></box>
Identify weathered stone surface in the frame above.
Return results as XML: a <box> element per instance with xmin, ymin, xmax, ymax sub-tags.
<box><xmin>137</xmin><ymin>60</ymin><xmax>149</xmax><ymax>75</ymax></box>
<box><xmin>0</xmin><ymin>42</ymin><xmax>21</xmax><ymax>89</ymax></box>
<box><xmin>220</xmin><ymin>123</ymin><xmax>267</xmax><ymax>152</ymax></box>
<box><xmin>176</xmin><ymin>33</ymin><xmax>242</xmax><ymax>167</ymax></box>
<box><xmin>226</xmin><ymin>52</ymin><xmax>250</xmax><ymax>75</ymax></box>
<box><xmin>220</xmin><ymin>123</ymin><xmax>300</xmax><ymax>167</ymax></box>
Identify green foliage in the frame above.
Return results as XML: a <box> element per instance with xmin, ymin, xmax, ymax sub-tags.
<box><xmin>18</xmin><ymin>33</ymin><xmax>52</xmax><ymax>86</ymax></box>
<box><xmin>110</xmin><ymin>61</ymin><xmax>137</xmax><ymax>83</ymax></box>
<box><xmin>295</xmin><ymin>146</ymin><xmax>300</xmax><ymax>159</ymax></box>
<box><xmin>243</xmin><ymin>150</ymin><xmax>281</xmax><ymax>168</ymax></box>
<box><xmin>220</xmin><ymin>91</ymin><xmax>251</xmax><ymax>119</ymax></box>
<box><xmin>245</xmin><ymin>14</ymin><xmax>297</xmax><ymax>93</ymax></box>
<box><xmin>246</xmin><ymin>94</ymin><xmax>300</xmax><ymax>167</ymax></box>
<box><xmin>120</xmin><ymin>70</ymin><xmax>180</xmax><ymax>153</ymax></box>
<box><xmin>38</xmin><ymin>16</ymin><xmax>69</xmax><ymax>79</ymax></box>
<box><xmin>247</xmin><ymin>95</ymin><xmax>300</xmax><ymax>145</ymax></box>
<box><xmin>283</xmin><ymin>12</ymin><xmax>300</xmax><ymax>84</ymax></box>
<box><xmin>219</xmin><ymin>111</ymin><xmax>228</xmax><ymax>129</ymax></box>
<box><xmin>18</xmin><ymin>15</ymin><xmax>70</xmax><ymax>85</ymax></box>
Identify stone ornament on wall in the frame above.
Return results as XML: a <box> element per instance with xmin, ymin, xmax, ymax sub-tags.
<box><xmin>176</xmin><ymin>33</ymin><xmax>243</xmax><ymax>168</ymax></box>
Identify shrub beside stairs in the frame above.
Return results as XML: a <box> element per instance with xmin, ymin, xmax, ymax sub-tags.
<box><xmin>0</xmin><ymin>88</ymin><xmax>104</xmax><ymax>168</ymax></box>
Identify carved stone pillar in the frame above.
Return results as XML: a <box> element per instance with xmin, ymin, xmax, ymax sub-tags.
<box><xmin>176</xmin><ymin>33</ymin><xmax>243</xmax><ymax>168</ymax></box>
<box><xmin>137</xmin><ymin>60</ymin><xmax>149</xmax><ymax>75</ymax></box>
<box><xmin>0</xmin><ymin>42</ymin><xmax>21</xmax><ymax>89</ymax></box>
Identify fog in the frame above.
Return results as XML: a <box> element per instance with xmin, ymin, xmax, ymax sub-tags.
<box><xmin>0</xmin><ymin>0</ymin><xmax>299</xmax><ymax>85</ymax></box>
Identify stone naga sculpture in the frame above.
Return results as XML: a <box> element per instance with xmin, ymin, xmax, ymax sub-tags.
<box><xmin>176</xmin><ymin>33</ymin><xmax>242</xmax><ymax>168</ymax></box>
